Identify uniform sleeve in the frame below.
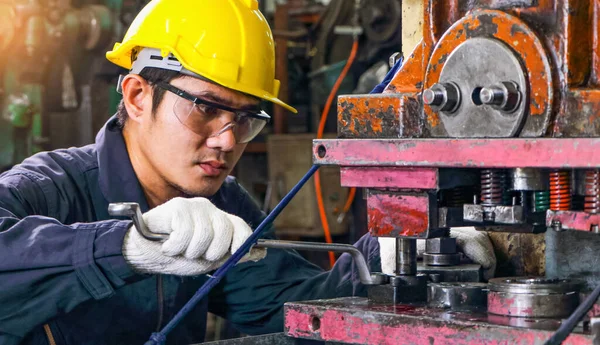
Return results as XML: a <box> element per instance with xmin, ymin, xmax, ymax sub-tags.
<box><xmin>207</xmin><ymin>182</ymin><xmax>381</xmax><ymax>335</ymax></box>
<box><xmin>0</xmin><ymin>171</ymin><xmax>139</xmax><ymax>339</ymax></box>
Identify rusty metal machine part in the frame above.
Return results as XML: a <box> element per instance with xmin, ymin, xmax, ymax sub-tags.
<box><xmin>425</xmin><ymin>237</ymin><xmax>456</xmax><ymax>254</ymax></box>
<box><xmin>368</xmin><ymin>274</ymin><xmax>429</xmax><ymax>304</ymax></box>
<box><xmin>286</xmin><ymin>0</ymin><xmax>600</xmax><ymax>343</ymax></box>
<box><xmin>428</xmin><ymin>282</ymin><xmax>488</xmax><ymax>310</ymax></box>
<box><xmin>487</xmin><ymin>277</ymin><xmax>582</xmax><ymax>318</ymax></box>
<box><xmin>511</xmin><ymin>168</ymin><xmax>548</xmax><ymax>191</ymax></box>
<box><xmin>417</xmin><ymin>263</ymin><xmax>482</xmax><ymax>283</ymax></box>
<box><xmin>433</xmin><ymin>37</ymin><xmax>528</xmax><ymax>137</ymax></box>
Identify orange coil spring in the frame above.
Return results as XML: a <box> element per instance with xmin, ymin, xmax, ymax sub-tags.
<box><xmin>585</xmin><ymin>170</ymin><xmax>600</xmax><ymax>214</ymax></box>
<box><xmin>549</xmin><ymin>170</ymin><xmax>571</xmax><ymax>211</ymax></box>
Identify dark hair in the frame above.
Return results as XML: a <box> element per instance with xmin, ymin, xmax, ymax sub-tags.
<box><xmin>116</xmin><ymin>67</ymin><xmax>181</xmax><ymax>128</ymax></box>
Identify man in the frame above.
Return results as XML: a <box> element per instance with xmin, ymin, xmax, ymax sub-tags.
<box><xmin>0</xmin><ymin>0</ymin><xmax>495</xmax><ymax>344</ymax></box>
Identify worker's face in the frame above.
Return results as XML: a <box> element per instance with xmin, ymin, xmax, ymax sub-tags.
<box><xmin>128</xmin><ymin>75</ymin><xmax>258</xmax><ymax>197</ymax></box>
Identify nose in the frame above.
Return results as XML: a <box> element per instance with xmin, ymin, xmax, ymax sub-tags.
<box><xmin>206</xmin><ymin>124</ymin><xmax>237</xmax><ymax>152</ymax></box>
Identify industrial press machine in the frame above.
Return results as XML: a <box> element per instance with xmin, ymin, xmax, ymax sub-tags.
<box><xmin>283</xmin><ymin>0</ymin><xmax>600</xmax><ymax>344</ymax></box>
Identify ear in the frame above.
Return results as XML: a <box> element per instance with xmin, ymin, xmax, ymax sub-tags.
<box><xmin>121</xmin><ymin>74</ymin><xmax>153</xmax><ymax>124</ymax></box>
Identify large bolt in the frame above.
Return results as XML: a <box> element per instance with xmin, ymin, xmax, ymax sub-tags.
<box><xmin>423</xmin><ymin>83</ymin><xmax>461</xmax><ymax>113</ymax></box>
<box><xmin>479</xmin><ymin>81</ymin><xmax>522</xmax><ymax>113</ymax></box>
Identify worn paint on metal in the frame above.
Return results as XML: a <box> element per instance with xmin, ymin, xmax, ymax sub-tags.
<box><xmin>313</xmin><ymin>138</ymin><xmax>600</xmax><ymax>168</ymax></box>
<box><xmin>337</xmin><ymin>95</ymin><xmax>392</xmax><ymax>137</ymax></box>
<box><xmin>362</xmin><ymin>0</ymin><xmax>600</xmax><ymax>139</ymax></box>
<box><xmin>284</xmin><ymin>298</ymin><xmax>594</xmax><ymax>345</ymax></box>
<box><xmin>367</xmin><ymin>191</ymin><xmax>431</xmax><ymax>238</ymax></box>
<box><xmin>593</xmin><ymin>0</ymin><xmax>600</xmax><ymax>86</ymax></box>
<box><xmin>423</xmin><ymin>10</ymin><xmax>553</xmax><ymax>134</ymax></box>
<box><xmin>555</xmin><ymin>89</ymin><xmax>600</xmax><ymax>137</ymax></box>
<box><xmin>564</xmin><ymin>0</ymin><xmax>592</xmax><ymax>87</ymax></box>
<box><xmin>487</xmin><ymin>232</ymin><xmax>546</xmax><ymax>277</ymax></box>
<box><xmin>546</xmin><ymin>210</ymin><xmax>600</xmax><ymax>232</ymax></box>
<box><xmin>340</xmin><ymin>167</ymin><xmax>438</xmax><ymax>189</ymax></box>
<box><xmin>337</xmin><ymin>93</ymin><xmax>423</xmax><ymax>139</ymax></box>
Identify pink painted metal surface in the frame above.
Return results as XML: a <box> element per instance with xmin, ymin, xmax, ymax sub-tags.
<box><xmin>313</xmin><ymin>138</ymin><xmax>600</xmax><ymax>168</ymax></box>
<box><xmin>546</xmin><ymin>210</ymin><xmax>600</xmax><ymax>232</ymax></box>
<box><xmin>340</xmin><ymin>167</ymin><xmax>438</xmax><ymax>189</ymax></box>
<box><xmin>284</xmin><ymin>298</ymin><xmax>594</xmax><ymax>345</ymax></box>
<box><xmin>367</xmin><ymin>191</ymin><xmax>431</xmax><ymax>238</ymax></box>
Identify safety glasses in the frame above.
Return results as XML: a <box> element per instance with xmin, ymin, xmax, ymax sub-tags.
<box><xmin>156</xmin><ymin>81</ymin><xmax>270</xmax><ymax>144</ymax></box>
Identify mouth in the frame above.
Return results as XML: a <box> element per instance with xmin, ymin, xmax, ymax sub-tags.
<box><xmin>197</xmin><ymin>160</ymin><xmax>228</xmax><ymax>177</ymax></box>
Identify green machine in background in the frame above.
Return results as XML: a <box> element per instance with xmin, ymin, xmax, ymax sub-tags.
<box><xmin>0</xmin><ymin>0</ymin><xmax>137</xmax><ymax>171</ymax></box>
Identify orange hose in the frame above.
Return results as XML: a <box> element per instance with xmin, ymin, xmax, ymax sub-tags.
<box><xmin>315</xmin><ymin>39</ymin><xmax>359</xmax><ymax>268</ymax></box>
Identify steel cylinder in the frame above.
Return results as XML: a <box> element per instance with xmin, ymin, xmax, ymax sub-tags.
<box><xmin>395</xmin><ymin>238</ymin><xmax>416</xmax><ymax>275</ymax></box>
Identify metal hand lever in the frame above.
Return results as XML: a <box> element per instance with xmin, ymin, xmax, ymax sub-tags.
<box><xmin>254</xmin><ymin>239</ymin><xmax>383</xmax><ymax>285</ymax></box>
<box><xmin>108</xmin><ymin>202</ymin><xmax>382</xmax><ymax>285</ymax></box>
<box><xmin>108</xmin><ymin>202</ymin><xmax>168</xmax><ymax>241</ymax></box>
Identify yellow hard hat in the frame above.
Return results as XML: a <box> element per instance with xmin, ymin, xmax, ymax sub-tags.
<box><xmin>106</xmin><ymin>0</ymin><xmax>296</xmax><ymax>113</ymax></box>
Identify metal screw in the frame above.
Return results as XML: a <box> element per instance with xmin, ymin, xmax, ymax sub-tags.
<box><xmin>478</xmin><ymin>81</ymin><xmax>522</xmax><ymax>113</ymax></box>
<box><xmin>423</xmin><ymin>88</ymin><xmax>445</xmax><ymax>106</ymax></box>
<box><xmin>480</xmin><ymin>87</ymin><xmax>505</xmax><ymax>106</ymax></box>
<box><xmin>552</xmin><ymin>220</ymin><xmax>563</xmax><ymax>232</ymax></box>
<box><xmin>423</xmin><ymin>83</ymin><xmax>461</xmax><ymax>113</ymax></box>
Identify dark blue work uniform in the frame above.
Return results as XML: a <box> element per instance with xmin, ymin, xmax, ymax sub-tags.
<box><xmin>0</xmin><ymin>116</ymin><xmax>381</xmax><ymax>345</ymax></box>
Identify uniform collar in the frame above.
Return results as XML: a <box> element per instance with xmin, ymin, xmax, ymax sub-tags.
<box><xmin>96</xmin><ymin>116</ymin><xmax>151</xmax><ymax>213</ymax></box>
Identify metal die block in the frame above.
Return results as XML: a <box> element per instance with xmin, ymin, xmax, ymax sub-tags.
<box><xmin>464</xmin><ymin>204</ymin><xmax>524</xmax><ymax>224</ymax></box>
<box><xmin>425</xmin><ymin>237</ymin><xmax>457</xmax><ymax>254</ymax></box>
<box><xmin>367</xmin><ymin>190</ymin><xmax>438</xmax><ymax>238</ymax></box>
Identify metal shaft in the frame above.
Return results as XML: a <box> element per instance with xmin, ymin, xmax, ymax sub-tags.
<box><xmin>254</xmin><ymin>239</ymin><xmax>375</xmax><ymax>285</ymax></box>
<box><xmin>395</xmin><ymin>238</ymin><xmax>417</xmax><ymax>275</ymax></box>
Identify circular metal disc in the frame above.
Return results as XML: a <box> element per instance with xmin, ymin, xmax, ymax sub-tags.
<box><xmin>438</xmin><ymin>37</ymin><xmax>528</xmax><ymax>138</ymax></box>
<box><xmin>488</xmin><ymin>277</ymin><xmax>582</xmax><ymax>294</ymax></box>
<box><xmin>423</xmin><ymin>253</ymin><xmax>461</xmax><ymax>266</ymax></box>
<box><xmin>429</xmin><ymin>282</ymin><xmax>488</xmax><ymax>310</ymax></box>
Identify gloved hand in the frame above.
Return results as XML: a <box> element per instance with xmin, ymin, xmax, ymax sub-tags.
<box><xmin>378</xmin><ymin>227</ymin><xmax>496</xmax><ymax>281</ymax></box>
<box><xmin>122</xmin><ymin>197</ymin><xmax>266</xmax><ymax>276</ymax></box>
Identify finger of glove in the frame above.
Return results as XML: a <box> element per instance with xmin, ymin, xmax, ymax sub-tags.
<box><xmin>203</xmin><ymin>211</ymin><xmax>233</xmax><ymax>262</ymax></box>
<box><xmin>143</xmin><ymin>201</ymin><xmax>177</xmax><ymax>235</ymax></box>
<box><xmin>123</xmin><ymin>227</ymin><xmax>178</xmax><ymax>274</ymax></box>
<box><xmin>161</xmin><ymin>210</ymin><xmax>195</xmax><ymax>257</ymax></box>
<box><xmin>183</xmin><ymin>207</ymin><xmax>215</xmax><ymax>260</ymax></box>
<box><xmin>377</xmin><ymin>237</ymin><xmax>396</xmax><ymax>275</ymax></box>
<box><xmin>228</xmin><ymin>215</ymin><xmax>253</xmax><ymax>254</ymax></box>
<box><xmin>451</xmin><ymin>227</ymin><xmax>496</xmax><ymax>270</ymax></box>
<box><xmin>161</xmin><ymin>255</ymin><xmax>217</xmax><ymax>276</ymax></box>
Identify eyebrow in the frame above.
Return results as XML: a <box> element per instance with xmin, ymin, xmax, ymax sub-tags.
<box><xmin>192</xmin><ymin>91</ymin><xmax>261</xmax><ymax>111</ymax></box>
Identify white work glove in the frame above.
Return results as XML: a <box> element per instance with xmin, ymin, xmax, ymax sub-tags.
<box><xmin>122</xmin><ymin>197</ymin><xmax>266</xmax><ymax>276</ymax></box>
<box><xmin>378</xmin><ymin>227</ymin><xmax>496</xmax><ymax>281</ymax></box>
